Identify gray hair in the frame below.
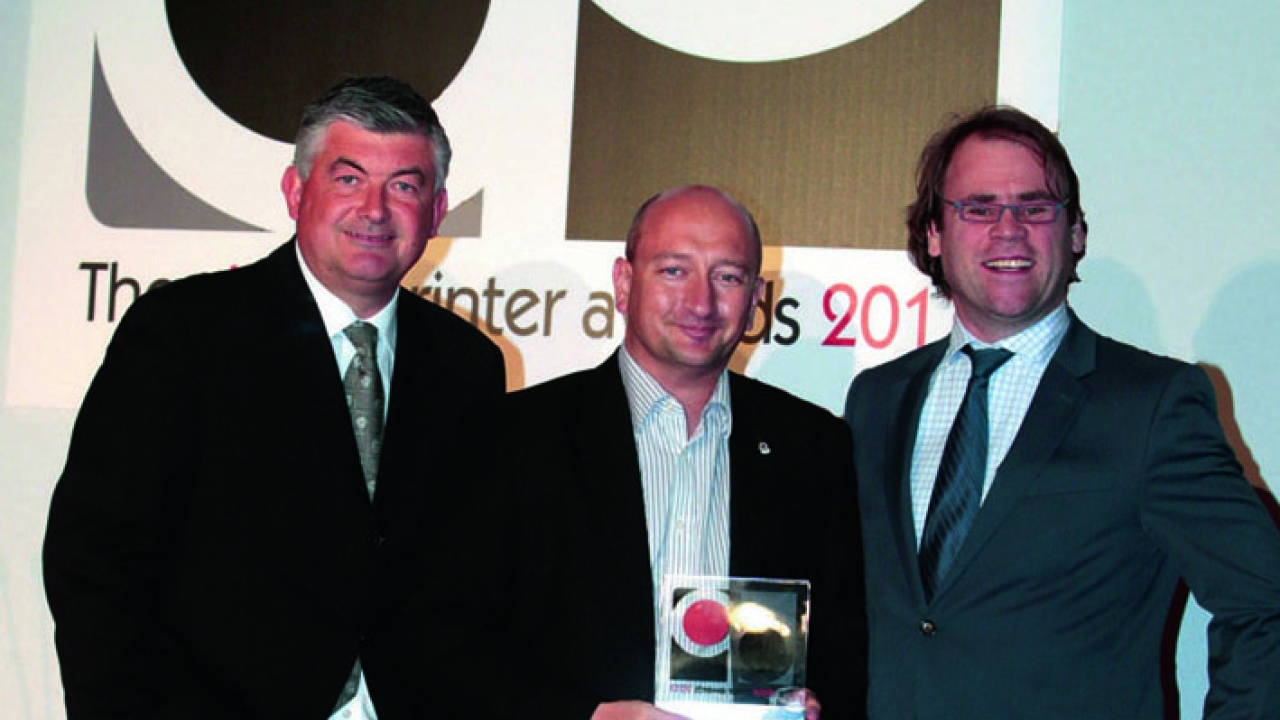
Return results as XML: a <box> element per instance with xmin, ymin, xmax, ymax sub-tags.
<box><xmin>292</xmin><ymin>76</ymin><xmax>451</xmax><ymax>191</ymax></box>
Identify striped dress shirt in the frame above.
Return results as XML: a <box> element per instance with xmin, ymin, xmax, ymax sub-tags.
<box><xmin>618</xmin><ymin>348</ymin><xmax>733</xmax><ymax>626</ymax></box>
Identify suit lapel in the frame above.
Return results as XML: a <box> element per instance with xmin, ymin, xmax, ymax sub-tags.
<box><xmin>726</xmin><ymin>375</ymin><xmax>774</xmax><ymax>574</ymax></box>
<box><xmin>883</xmin><ymin>342</ymin><xmax>947</xmax><ymax>604</ymax></box>
<box><xmin>379</xmin><ymin>292</ymin><xmax>435</xmax><ymax>494</ymax></box>
<box><xmin>576</xmin><ymin>355</ymin><xmax>653</xmax><ymax>591</ymax></box>
<box><xmin>266</xmin><ymin>241</ymin><xmax>386</xmax><ymax>506</ymax></box>
<box><xmin>570</xmin><ymin>356</ymin><xmax>656</xmax><ymax>695</ymax></box>
<box><xmin>934</xmin><ymin>314</ymin><xmax>1097</xmax><ymax>598</ymax></box>
<box><xmin>575</xmin><ymin>355</ymin><xmax>646</xmax><ymax>521</ymax></box>
<box><xmin>263</xmin><ymin>242</ymin><xmax>364</xmax><ymax>480</ymax></box>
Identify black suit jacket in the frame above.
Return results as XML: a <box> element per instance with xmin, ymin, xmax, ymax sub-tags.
<box><xmin>43</xmin><ymin>241</ymin><xmax>505</xmax><ymax>720</ymax></box>
<box><xmin>845</xmin><ymin>311</ymin><xmax>1280</xmax><ymax>719</ymax></box>
<box><xmin>424</xmin><ymin>354</ymin><xmax>866</xmax><ymax>720</ymax></box>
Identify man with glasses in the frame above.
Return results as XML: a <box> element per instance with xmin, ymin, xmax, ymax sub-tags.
<box><xmin>844</xmin><ymin>106</ymin><xmax>1280</xmax><ymax>719</ymax></box>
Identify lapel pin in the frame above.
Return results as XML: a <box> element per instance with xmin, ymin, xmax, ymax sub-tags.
<box><xmin>758</xmin><ymin>441</ymin><xmax>771</xmax><ymax>455</ymax></box>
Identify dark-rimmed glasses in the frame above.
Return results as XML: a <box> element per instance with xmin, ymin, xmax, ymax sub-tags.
<box><xmin>944</xmin><ymin>199</ymin><xmax>1066</xmax><ymax>225</ymax></box>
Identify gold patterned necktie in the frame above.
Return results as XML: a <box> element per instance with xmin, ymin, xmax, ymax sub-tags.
<box><xmin>343</xmin><ymin>321</ymin><xmax>383</xmax><ymax>500</ymax></box>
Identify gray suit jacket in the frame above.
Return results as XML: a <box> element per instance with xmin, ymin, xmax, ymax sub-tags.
<box><xmin>845</xmin><ymin>311</ymin><xmax>1280</xmax><ymax>719</ymax></box>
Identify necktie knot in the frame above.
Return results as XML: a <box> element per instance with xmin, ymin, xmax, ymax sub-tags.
<box><xmin>344</xmin><ymin>321</ymin><xmax>378</xmax><ymax>358</ymax></box>
<box><xmin>963</xmin><ymin>345</ymin><xmax>1013</xmax><ymax>381</ymax></box>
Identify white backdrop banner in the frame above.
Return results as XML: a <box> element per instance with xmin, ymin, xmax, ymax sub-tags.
<box><xmin>7</xmin><ymin>0</ymin><xmax>1061</xmax><ymax>413</ymax></box>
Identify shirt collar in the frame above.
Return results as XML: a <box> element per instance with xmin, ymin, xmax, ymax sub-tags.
<box><xmin>946</xmin><ymin>303</ymin><xmax>1071</xmax><ymax>367</ymax></box>
<box><xmin>296</xmin><ymin>242</ymin><xmax>399</xmax><ymax>348</ymax></box>
<box><xmin>618</xmin><ymin>347</ymin><xmax>732</xmax><ymax>439</ymax></box>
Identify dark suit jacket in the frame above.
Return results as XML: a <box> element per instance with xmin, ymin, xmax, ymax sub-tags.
<box><xmin>845</xmin><ymin>311</ymin><xmax>1280</xmax><ymax>720</ymax></box>
<box><xmin>423</xmin><ymin>354</ymin><xmax>866</xmax><ymax>720</ymax></box>
<box><xmin>43</xmin><ymin>241</ymin><xmax>505</xmax><ymax>720</ymax></box>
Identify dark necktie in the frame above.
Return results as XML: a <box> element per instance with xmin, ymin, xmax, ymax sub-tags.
<box><xmin>918</xmin><ymin>345</ymin><xmax>1013</xmax><ymax>602</ymax></box>
<box><xmin>343</xmin><ymin>321</ymin><xmax>383</xmax><ymax>501</ymax></box>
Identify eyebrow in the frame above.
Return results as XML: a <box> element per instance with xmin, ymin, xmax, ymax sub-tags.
<box><xmin>648</xmin><ymin>251</ymin><xmax>753</xmax><ymax>273</ymax></box>
<box><xmin>961</xmin><ymin>189</ymin><xmax>1058</xmax><ymax>202</ymax></box>
<box><xmin>648</xmin><ymin>251</ymin><xmax>692</xmax><ymax>264</ymax></box>
<box><xmin>712</xmin><ymin>260</ymin><xmax>753</xmax><ymax>273</ymax></box>
<box><xmin>330</xmin><ymin>157</ymin><xmax>428</xmax><ymax>183</ymax></box>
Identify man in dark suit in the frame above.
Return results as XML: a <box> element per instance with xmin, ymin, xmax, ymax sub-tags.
<box><xmin>844</xmin><ymin>106</ymin><xmax>1280</xmax><ymax>719</ymax></box>
<box><xmin>429</xmin><ymin>186</ymin><xmax>864</xmax><ymax>720</ymax></box>
<box><xmin>42</xmin><ymin>76</ymin><xmax>505</xmax><ymax>720</ymax></box>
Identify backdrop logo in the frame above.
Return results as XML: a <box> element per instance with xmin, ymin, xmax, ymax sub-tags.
<box><xmin>89</xmin><ymin>0</ymin><xmax>997</xmax><ymax>246</ymax></box>
<box><xmin>86</xmin><ymin>0</ymin><xmax>491</xmax><ymax>236</ymax></box>
<box><xmin>566</xmin><ymin>0</ymin><xmax>1000</xmax><ymax>248</ymax></box>
<box><xmin>86</xmin><ymin>43</ymin><xmax>263</xmax><ymax>231</ymax></box>
<box><xmin>10</xmin><ymin>0</ymin><xmax>1055</xmax><ymax>410</ymax></box>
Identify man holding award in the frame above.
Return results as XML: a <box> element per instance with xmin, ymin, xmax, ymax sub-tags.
<box><xmin>420</xmin><ymin>185</ymin><xmax>865</xmax><ymax>720</ymax></box>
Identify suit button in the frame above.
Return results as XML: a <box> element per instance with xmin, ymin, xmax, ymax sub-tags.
<box><xmin>372</xmin><ymin>534</ymin><xmax>387</xmax><ymax>547</ymax></box>
<box><xmin>919</xmin><ymin>620</ymin><xmax>937</xmax><ymax>636</ymax></box>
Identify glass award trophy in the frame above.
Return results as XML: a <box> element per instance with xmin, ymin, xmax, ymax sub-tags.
<box><xmin>655</xmin><ymin>575</ymin><xmax>810</xmax><ymax>720</ymax></box>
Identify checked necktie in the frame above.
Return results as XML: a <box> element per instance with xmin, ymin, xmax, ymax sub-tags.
<box><xmin>918</xmin><ymin>345</ymin><xmax>1013</xmax><ymax>603</ymax></box>
<box><xmin>343</xmin><ymin>321</ymin><xmax>384</xmax><ymax>501</ymax></box>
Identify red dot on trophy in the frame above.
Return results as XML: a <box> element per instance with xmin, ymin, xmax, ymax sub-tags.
<box><xmin>683</xmin><ymin>598</ymin><xmax>730</xmax><ymax>646</ymax></box>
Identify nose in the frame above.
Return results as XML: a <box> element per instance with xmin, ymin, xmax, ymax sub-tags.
<box><xmin>686</xmin><ymin>274</ymin><xmax>715</xmax><ymax>317</ymax></box>
<box><xmin>990</xmin><ymin>204</ymin><xmax>1027</xmax><ymax>238</ymax></box>
<box><xmin>359</xmin><ymin>186</ymin><xmax>389</xmax><ymax>223</ymax></box>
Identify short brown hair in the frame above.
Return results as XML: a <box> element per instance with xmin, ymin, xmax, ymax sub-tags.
<box><xmin>907</xmin><ymin>106</ymin><xmax>1087</xmax><ymax>297</ymax></box>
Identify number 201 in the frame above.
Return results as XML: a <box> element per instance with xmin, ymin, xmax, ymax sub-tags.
<box><xmin>822</xmin><ymin>284</ymin><xmax>929</xmax><ymax>349</ymax></box>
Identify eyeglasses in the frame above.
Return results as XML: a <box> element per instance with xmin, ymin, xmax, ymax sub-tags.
<box><xmin>944</xmin><ymin>199</ymin><xmax>1066</xmax><ymax>225</ymax></box>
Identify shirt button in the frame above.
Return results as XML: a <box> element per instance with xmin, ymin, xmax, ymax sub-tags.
<box><xmin>919</xmin><ymin>620</ymin><xmax>937</xmax><ymax>636</ymax></box>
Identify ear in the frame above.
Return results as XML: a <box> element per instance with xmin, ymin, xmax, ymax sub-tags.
<box><xmin>1070</xmin><ymin>221</ymin><xmax>1087</xmax><ymax>254</ymax></box>
<box><xmin>927</xmin><ymin>222</ymin><xmax>943</xmax><ymax>258</ymax></box>
<box><xmin>428</xmin><ymin>188</ymin><xmax>449</xmax><ymax>238</ymax></box>
<box><xmin>281</xmin><ymin>166</ymin><xmax>303</xmax><ymax>221</ymax></box>
<box><xmin>612</xmin><ymin>257</ymin><xmax>633</xmax><ymax>315</ymax></box>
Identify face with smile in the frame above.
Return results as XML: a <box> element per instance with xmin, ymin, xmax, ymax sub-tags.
<box><xmin>282</xmin><ymin>120</ymin><xmax>447</xmax><ymax>317</ymax></box>
<box><xmin>613</xmin><ymin>187</ymin><xmax>764</xmax><ymax>394</ymax></box>
<box><xmin>928</xmin><ymin>136</ymin><xmax>1086</xmax><ymax>342</ymax></box>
